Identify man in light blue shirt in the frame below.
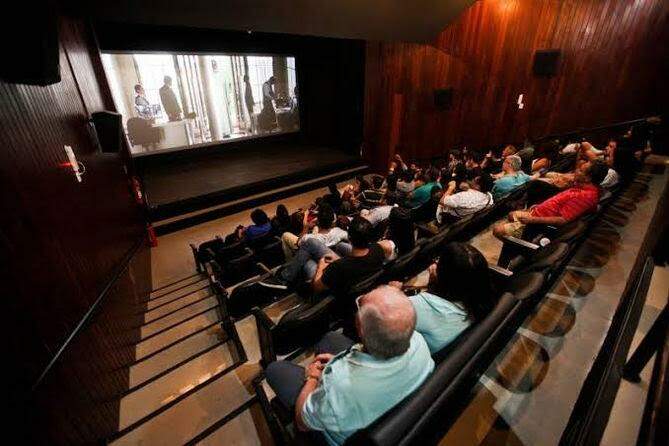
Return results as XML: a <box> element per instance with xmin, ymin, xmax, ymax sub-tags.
<box><xmin>492</xmin><ymin>155</ymin><xmax>531</xmax><ymax>199</ymax></box>
<box><xmin>265</xmin><ymin>285</ymin><xmax>434</xmax><ymax>445</ymax></box>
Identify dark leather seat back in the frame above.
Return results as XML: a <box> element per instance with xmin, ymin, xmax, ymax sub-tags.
<box><xmin>381</xmin><ymin>244</ymin><xmax>421</xmax><ymax>282</ymax></box>
<box><xmin>247</xmin><ymin>232</ymin><xmax>276</xmax><ymax>251</ymax></box>
<box><xmin>511</xmin><ymin>242</ymin><xmax>570</xmax><ymax>275</ymax></box>
<box><xmin>349</xmin><ymin>293</ymin><xmax>519</xmax><ymax>445</ymax></box>
<box><xmin>551</xmin><ymin>220</ymin><xmax>587</xmax><ymax>244</ymax></box>
<box><xmin>196</xmin><ymin>237</ymin><xmax>226</xmax><ymax>263</ymax></box>
<box><xmin>503</xmin><ymin>272</ymin><xmax>545</xmax><ymax>301</ymax></box>
<box><xmin>255</xmin><ymin>238</ymin><xmax>285</xmax><ymax>268</ymax></box>
<box><xmin>214</xmin><ymin>241</ymin><xmax>247</xmax><ymax>263</ymax></box>
<box><xmin>223</xmin><ymin>251</ymin><xmax>258</xmax><ymax>286</ymax></box>
<box><xmin>273</xmin><ymin>296</ymin><xmax>336</xmax><ymax>355</ymax></box>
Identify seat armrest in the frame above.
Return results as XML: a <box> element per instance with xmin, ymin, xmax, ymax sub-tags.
<box><xmin>190</xmin><ymin>243</ymin><xmax>201</xmax><ymax>272</ymax></box>
<box><xmin>252</xmin><ymin>373</ymin><xmax>293</xmax><ymax>445</ymax></box>
<box><xmin>502</xmin><ymin>235</ymin><xmax>540</xmax><ymax>251</ymax></box>
<box><xmin>488</xmin><ymin>264</ymin><xmax>514</xmax><ymax>278</ymax></box>
<box><xmin>253</xmin><ymin>307</ymin><xmax>277</xmax><ymax>367</ymax></box>
<box><xmin>498</xmin><ymin>236</ymin><xmax>539</xmax><ymax>268</ymax></box>
<box><xmin>488</xmin><ymin>264</ymin><xmax>514</xmax><ymax>291</ymax></box>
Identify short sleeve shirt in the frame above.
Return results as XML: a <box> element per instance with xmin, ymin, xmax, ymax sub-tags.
<box><xmin>531</xmin><ymin>184</ymin><xmax>600</xmax><ymax>221</ymax></box>
<box><xmin>302</xmin><ymin>331</ymin><xmax>435</xmax><ymax>445</ymax></box>
<box><xmin>492</xmin><ymin>172</ymin><xmax>531</xmax><ymax>199</ymax></box>
<box><xmin>410</xmin><ymin>292</ymin><xmax>470</xmax><ymax>353</ymax></box>
<box><xmin>321</xmin><ymin>243</ymin><xmax>386</xmax><ymax>295</ymax></box>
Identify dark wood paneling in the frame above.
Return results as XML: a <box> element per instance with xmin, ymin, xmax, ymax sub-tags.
<box><xmin>364</xmin><ymin>0</ymin><xmax>669</xmax><ymax>170</ymax></box>
<box><xmin>1</xmin><ymin>13</ymin><xmax>150</xmax><ymax>444</ymax></box>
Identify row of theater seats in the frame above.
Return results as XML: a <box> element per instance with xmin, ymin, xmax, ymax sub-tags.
<box><xmin>190</xmin><ymin>231</ymin><xmax>286</xmax><ymax>287</ymax></box>
<box><xmin>248</xmin><ymin>166</ymin><xmax>651</xmax><ymax>445</ymax></box>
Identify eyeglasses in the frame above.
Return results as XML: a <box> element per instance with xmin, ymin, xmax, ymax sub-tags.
<box><xmin>355</xmin><ymin>294</ymin><xmax>365</xmax><ymax>310</ymax></box>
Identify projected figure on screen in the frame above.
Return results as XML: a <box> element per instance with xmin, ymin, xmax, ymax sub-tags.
<box><xmin>134</xmin><ymin>84</ymin><xmax>154</xmax><ymax>120</ymax></box>
<box><xmin>244</xmin><ymin>74</ymin><xmax>255</xmax><ymax>133</ymax></box>
<box><xmin>259</xmin><ymin>76</ymin><xmax>277</xmax><ymax>131</ymax></box>
<box><xmin>159</xmin><ymin>76</ymin><xmax>182</xmax><ymax>121</ymax></box>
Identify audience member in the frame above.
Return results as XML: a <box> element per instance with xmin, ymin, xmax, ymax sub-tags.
<box><xmin>491</xmin><ymin>155</ymin><xmax>531</xmax><ymax>199</ymax></box>
<box><xmin>389</xmin><ymin>242</ymin><xmax>495</xmax><ymax>353</ymax></box>
<box><xmin>493</xmin><ymin>161</ymin><xmax>608</xmax><ymax>239</ymax></box>
<box><xmin>271</xmin><ymin>204</ymin><xmax>292</xmax><ymax>236</ymax></box>
<box><xmin>280</xmin><ymin>203</ymin><xmax>348</xmax><ymax>260</ymax></box>
<box><xmin>264</xmin><ymin>285</ymin><xmax>434</xmax><ymax>445</ymax></box>
<box><xmin>264</xmin><ymin>217</ymin><xmax>394</xmax><ymax>294</ymax></box>
<box><xmin>406</xmin><ymin>171</ymin><xmax>442</xmax><ymax>208</ymax></box>
<box><xmin>437</xmin><ymin>173</ymin><xmax>494</xmax><ymax>224</ymax></box>
<box><xmin>242</xmin><ymin>209</ymin><xmax>272</xmax><ymax>241</ymax></box>
<box><xmin>529</xmin><ymin>144</ymin><xmax>552</xmax><ymax>173</ymax></box>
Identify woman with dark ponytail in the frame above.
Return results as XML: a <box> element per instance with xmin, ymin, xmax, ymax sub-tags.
<box><xmin>389</xmin><ymin>242</ymin><xmax>496</xmax><ymax>353</ymax></box>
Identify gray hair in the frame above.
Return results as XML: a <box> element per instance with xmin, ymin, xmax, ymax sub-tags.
<box><xmin>358</xmin><ymin>286</ymin><xmax>416</xmax><ymax>359</ymax></box>
<box><xmin>506</xmin><ymin>154</ymin><xmax>522</xmax><ymax>171</ymax></box>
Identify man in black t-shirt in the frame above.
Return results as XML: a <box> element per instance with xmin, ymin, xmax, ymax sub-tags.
<box><xmin>261</xmin><ymin>217</ymin><xmax>395</xmax><ymax>295</ymax></box>
<box><xmin>315</xmin><ymin>217</ymin><xmax>395</xmax><ymax>295</ymax></box>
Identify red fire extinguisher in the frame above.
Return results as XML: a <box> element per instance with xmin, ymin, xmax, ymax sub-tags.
<box><xmin>132</xmin><ymin>176</ymin><xmax>144</xmax><ymax>204</ymax></box>
<box><xmin>147</xmin><ymin>224</ymin><xmax>158</xmax><ymax>247</ymax></box>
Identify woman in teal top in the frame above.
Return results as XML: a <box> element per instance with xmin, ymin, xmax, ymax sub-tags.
<box><xmin>390</xmin><ymin>242</ymin><xmax>497</xmax><ymax>354</ymax></box>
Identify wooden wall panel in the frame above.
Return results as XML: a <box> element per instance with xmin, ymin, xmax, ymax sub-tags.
<box><xmin>1</xmin><ymin>13</ymin><xmax>150</xmax><ymax>444</ymax></box>
<box><xmin>364</xmin><ymin>0</ymin><xmax>669</xmax><ymax>170</ymax></box>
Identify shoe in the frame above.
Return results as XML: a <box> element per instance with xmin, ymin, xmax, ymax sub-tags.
<box><xmin>259</xmin><ymin>274</ymin><xmax>288</xmax><ymax>290</ymax></box>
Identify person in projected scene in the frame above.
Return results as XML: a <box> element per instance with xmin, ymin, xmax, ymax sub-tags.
<box><xmin>260</xmin><ymin>76</ymin><xmax>277</xmax><ymax>129</ymax></box>
<box><xmin>243</xmin><ymin>74</ymin><xmax>255</xmax><ymax>132</ymax></box>
<box><xmin>159</xmin><ymin>76</ymin><xmax>182</xmax><ymax>121</ymax></box>
<box><xmin>133</xmin><ymin>84</ymin><xmax>154</xmax><ymax>120</ymax></box>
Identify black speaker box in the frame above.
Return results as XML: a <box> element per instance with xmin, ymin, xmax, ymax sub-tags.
<box><xmin>533</xmin><ymin>50</ymin><xmax>561</xmax><ymax>76</ymax></box>
<box><xmin>434</xmin><ymin>88</ymin><xmax>454</xmax><ymax>110</ymax></box>
<box><xmin>91</xmin><ymin>111</ymin><xmax>123</xmax><ymax>153</ymax></box>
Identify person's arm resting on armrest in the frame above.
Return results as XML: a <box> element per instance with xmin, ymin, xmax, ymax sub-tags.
<box><xmin>312</xmin><ymin>255</ymin><xmax>337</xmax><ymax>294</ymax></box>
<box><xmin>519</xmin><ymin>214</ymin><xmax>568</xmax><ymax>226</ymax></box>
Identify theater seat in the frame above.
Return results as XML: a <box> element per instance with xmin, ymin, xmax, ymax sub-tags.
<box><xmin>503</xmin><ymin>272</ymin><xmax>545</xmax><ymax>301</ymax></box>
<box><xmin>510</xmin><ymin>242</ymin><xmax>570</xmax><ymax>276</ymax></box>
<box><xmin>254</xmin><ymin>296</ymin><xmax>336</xmax><ymax>367</ymax></box>
<box><xmin>254</xmin><ymin>238</ymin><xmax>285</xmax><ymax>268</ymax></box>
<box><xmin>381</xmin><ymin>243</ymin><xmax>422</xmax><ymax>283</ymax></box>
<box><xmin>220</xmin><ymin>250</ymin><xmax>262</xmax><ymax>287</ymax></box>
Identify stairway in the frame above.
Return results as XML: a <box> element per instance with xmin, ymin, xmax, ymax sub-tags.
<box><xmin>108</xmin><ymin>273</ymin><xmax>263</xmax><ymax>445</ymax></box>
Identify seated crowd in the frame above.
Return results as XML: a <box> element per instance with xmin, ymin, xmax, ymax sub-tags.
<box><xmin>212</xmin><ymin>127</ymin><xmax>650</xmax><ymax>445</ymax></box>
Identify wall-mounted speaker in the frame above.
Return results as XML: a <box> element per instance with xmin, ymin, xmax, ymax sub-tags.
<box><xmin>434</xmin><ymin>88</ymin><xmax>454</xmax><ymax>110</ymax></box>
<box><xmin>90</xmin><ymin>111</ymin><xmax>123</xmax><ymax>153</ymax></box>
<box><xmin>533</xmin><ymin>50</ymin><xmax>561</xmax><ymax>77</ymax></box>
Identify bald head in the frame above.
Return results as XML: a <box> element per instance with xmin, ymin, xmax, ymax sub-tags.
<box><xmin>357</xmin><ymin>285</ymin><xmax>416</xmax><ymax>359</ymax></box>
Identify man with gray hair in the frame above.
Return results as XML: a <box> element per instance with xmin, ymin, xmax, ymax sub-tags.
<box><xmin>491</xmin><ymin>154</ymin><xmax>531</xmax><ymax>199</ymax></box>
<box><xmin>264</xmin><ymin>285</ymin><xmax>434</xmax><ymax>445</ymax></box>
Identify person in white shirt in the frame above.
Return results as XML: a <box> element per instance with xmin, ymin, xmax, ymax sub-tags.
<box><xmin>600</xmin><ymin>167</ymin><xmax>620</xmax><ymax>189</ymax></box>
<box><xmin>436</xmin><ymin>173</ymin><xmax>494</xmax><ymax>224</ymax></box>
<box><xmin>281</xmin><ymin>202</ymin><xmax>349</xmax><ymax>259</ymax></box>
<box><xmin>360</xmin><ymin>204</ymin><xmax>396</xmax><ymax>226</ymax></box>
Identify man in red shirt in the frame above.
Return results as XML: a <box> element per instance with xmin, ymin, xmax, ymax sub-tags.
<box><xmin>493</xmin><ymin>161</ymin><xmax>609</xmax><ymax>239</ymax></box>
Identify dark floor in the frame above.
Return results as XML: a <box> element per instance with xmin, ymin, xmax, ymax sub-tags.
<box><xmin>141</xmin><ymin>144</ymin><xmax>361</xmax><ymax>210</ymax></box>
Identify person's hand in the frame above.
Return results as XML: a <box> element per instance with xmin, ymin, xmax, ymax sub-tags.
<box><xmin>388</xmin><ymin>281</ymin><xmax>403</xmax><ymax>289</ymax></box>
<box><xmin>314</xmin><ymin>353</ymin><xmax>335</xmax><ymax>364</ymax></box>
<box><xmin>305</xmin><ymin>361</ymin><xmax>324</xmax><ymax>381</ymax></box>
<box><xmin>518</xmin><ymin>214</ymin><xmax>533</xmax><ymax>224</ymax></box>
